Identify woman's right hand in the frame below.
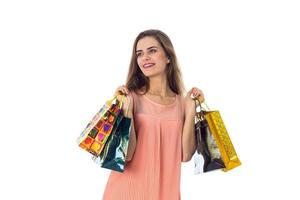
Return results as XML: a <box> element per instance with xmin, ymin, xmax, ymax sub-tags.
<box><xmin>114</xmin><ymin>85</ymin><xmax>133</xmax><ymax>116</ymax></box>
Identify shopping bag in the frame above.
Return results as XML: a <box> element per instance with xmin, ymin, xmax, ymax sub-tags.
<box><xmin>194</xmin><ymin>112</ymin><xmax>225</xmax><ymax>173</ymax></box>
<box><xmin>194</xmin><ymin>98</ymin><xmax>241</xmax><ymax>173</ymax></box>
<box><xmin>92</xmin><ymin>95</ymin><xmax>132</xmax><ymax>172</ymax></box>
<box><xmin>77</xmin><ymin>95</ymin><xmax>125</xmax><ymax>157</ymax></box>
<box><xmin>92</xmin><ymin>113</ymin><xmax>132</xmax><ymax>172</ymax></box>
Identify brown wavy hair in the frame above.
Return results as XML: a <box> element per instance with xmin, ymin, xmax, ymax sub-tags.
<box><xmin>125</xmin><ymin>29</ymin><xmax>186</xmax><ymax>96</ymax></box>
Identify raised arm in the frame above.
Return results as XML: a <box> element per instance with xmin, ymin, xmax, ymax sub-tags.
<box><xmin>114</xmin><ymin>85</ymin><xmax>137</xmax><ymax>162</ymax></box>
<box><xmin>181</xmin><ymin>87</ymin><xmax>205</xmax><ymax>162</ymax></box>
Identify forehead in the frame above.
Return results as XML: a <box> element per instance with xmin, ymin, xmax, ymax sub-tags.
<box><xmin>136</xmin><ymin>36</ymin><xmax>161</xmax><ymax>51</ymax></box>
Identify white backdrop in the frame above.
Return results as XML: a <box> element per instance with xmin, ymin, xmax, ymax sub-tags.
<box><xmin>1</xmin><ymin>0</ymin><xmax>299</xmax><ymax>199</ymax></box>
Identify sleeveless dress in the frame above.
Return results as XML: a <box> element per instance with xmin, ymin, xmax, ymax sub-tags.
<box><xmin>102</xmin><ymin>91</ymin><xmax>185</xmax><ymax>200</ymax></box>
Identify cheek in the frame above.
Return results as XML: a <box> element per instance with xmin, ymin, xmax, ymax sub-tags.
<box><xmin>137</xmin><ymin>57</ymin><xmax>142</xmax><ymax>68</ymax></box>
<box><xmin>156</xmin><ymin>53</ymin><xmax>167</xmax><ymax>62</ymax></box>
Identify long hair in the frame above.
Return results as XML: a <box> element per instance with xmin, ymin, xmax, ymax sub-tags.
<box><xmin>125</xmin><ymin>29</ymin><xmax>186</xmax><ymax>96</ymax></box>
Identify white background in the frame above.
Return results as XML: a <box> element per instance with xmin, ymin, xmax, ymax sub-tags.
<box><xmin>1</xmin><ymin>0</ymin><xmax>299</xmax><ymax>199</ymax></box>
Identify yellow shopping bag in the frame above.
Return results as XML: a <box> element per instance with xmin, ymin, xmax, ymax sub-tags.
<box><xmin>195</xmin><ymin>98</ymin><xmax>241</xmax><ymax>172</ymax></box>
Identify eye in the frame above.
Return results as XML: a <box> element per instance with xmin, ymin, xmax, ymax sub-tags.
<box><xmin>136</xmin><ymin>52</ymin><xmax>142</xmax><ymax>57</ymax></box>
<box><xmin>149</xmin><ymin>49</ymin><xmax>156</xmax><ymax>53</ymax></box>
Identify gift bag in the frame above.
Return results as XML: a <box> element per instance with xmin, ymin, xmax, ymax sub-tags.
<box><xmin>92</xmin><ymin>96</ymin><xmax>132</xmax><ymax>172</ymax></box>
<box><xmin>77</xmin><ymin>95</ymin><xmax>125</xmax><ymax>157</ymax></box>
<box><xmin>92</xmin><ymin>114</ymin><xmax>132</xmax><ymax>172</ymax></box>
<box><xmin>194</xmin><ymin>112</ymin><xmax>225</xmax><ymax>173</ymax></box>
<box><xmin>194</xmin><ymin>98</ymin><xmax>241</xmax><ymax>173</ymax></box>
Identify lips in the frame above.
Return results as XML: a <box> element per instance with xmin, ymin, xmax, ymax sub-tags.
<box><xmin>143</xmin><ymin>63</ymin><xmax>155</xmax><ymax>68</ymax></box>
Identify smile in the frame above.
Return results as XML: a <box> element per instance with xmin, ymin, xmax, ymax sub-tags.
<box><xmin>143</xmin><ymin>63</ymin><xmax>155</xmax><ymax>68</ymax></box>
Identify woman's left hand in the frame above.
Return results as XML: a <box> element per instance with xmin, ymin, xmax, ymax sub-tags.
<box><xmin>184</xmin><ymin>87</ymin><xmax>205</xmax><ymax>115</ymax></box>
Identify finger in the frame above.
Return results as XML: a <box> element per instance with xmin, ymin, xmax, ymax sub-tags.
<box><xmin>124</xmin><ymin>87</ymin><xmax>129</xmax><ymax>94</ymax></box>
<box><xmin>123</xmin><ymin>89</ymin><xmax>128</xmax><ymax>95</ymax></box>
<box><xmin>191</xmin><ymin>88</ymin><xmax>199</xmax><ymax>96</ymax></box>
<box><xmin>119</xmin><ymin>87</ymin><xmax>126</xmax><ymax>95</ymax></box>
<box><xmin>192</xmin><ymin>90</ymin><xmax>198</xmax><ymax>97</ymax></box>
<box><xmin>187</xmin><ymin>90</ymin><xmax>193</xmax><ymax>97</ymax></box>
<box><xmin>191</xmin><ymin>90</ymin><xmax>197</xmax><ymax>97</ymax></box>
<box><xmin>120</xmin><ymin>85</ymin><xmax>128</xmax><ymax>94</ymax></box>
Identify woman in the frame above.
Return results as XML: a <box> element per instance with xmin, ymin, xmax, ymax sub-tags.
<box><xmin>103</xmin><ymin>29</ymin><xmax>204</xmax><ymax>200</ymax></box>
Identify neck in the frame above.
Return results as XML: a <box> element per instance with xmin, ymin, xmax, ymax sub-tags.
<box><xmin>147</xmin><ymin>75</ymin><xmax>173</xmax><ymax>98</ymax></box>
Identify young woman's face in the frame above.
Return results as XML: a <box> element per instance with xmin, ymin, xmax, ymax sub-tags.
<box><xmin>136</xmin><ymin>36</ymin><xmax>170</xmax><ymax>78</ymax></box>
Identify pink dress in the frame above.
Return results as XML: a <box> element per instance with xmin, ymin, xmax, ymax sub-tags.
<box><xmin>102</xmin><ymin>91</ymin><xmax>185</xmax><ymax>200</ymax></box>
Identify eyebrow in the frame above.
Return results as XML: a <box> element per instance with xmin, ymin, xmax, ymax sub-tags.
<box><xmin>136</xmin><ymin>46</ymin><xmax>158</xmax><ymax>53</ymax></box>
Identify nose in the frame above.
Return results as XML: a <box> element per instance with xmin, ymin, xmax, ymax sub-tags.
<box><xmin>141</xmin><ymin>52</ymin><xmax>151</xmax><ymax>61</ymax></box>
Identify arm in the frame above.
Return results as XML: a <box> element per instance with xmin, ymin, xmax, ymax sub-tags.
<box><xmin>181</xmin><ymin>107</ymin><xmax>197</xmax><ymax>162</ymax></box>
<box><xmin>114</xmin><ymin>86</ymin><xmax>137</xmax><ymax>162</ymax></box>
<box><xmin>181</xmin><ymin>87</ymin><xmax>205</xmax><ymax>162</ymax></box>
<box><xmin>125</xmin><ymin>111</ymin><xmax>137</xmax><ymax>162</ymax></box>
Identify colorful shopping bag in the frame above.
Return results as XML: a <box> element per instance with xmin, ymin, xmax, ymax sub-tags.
<box><xmin>194</xmin><ymin>98</ymin><xmax>241</xmax><ymax>173</ymax></box>
<box><xmin>77</xmin><ymin>95</ymin><xmax>125</xmax><ymax>157</ymax></box>
<box><xmin>92</xmin><ymin>95</ymin><xmax>132</xmax><ymax>172</ymax></box>
<box><xmin>92</xmin><ymin>113</ymin><xmax>132</xmax><ymax>172</ymax></box>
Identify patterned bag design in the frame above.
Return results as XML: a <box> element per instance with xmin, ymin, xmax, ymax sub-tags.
<box><xmin>77</xmin><ymin>95</ymin><xmax>124</xmax><ymax>157</ymax></box>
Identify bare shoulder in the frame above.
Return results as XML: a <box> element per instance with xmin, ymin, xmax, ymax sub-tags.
<box><xmin>178</xmin><ymin>94</ymin><xmax>187</xmax><ymax>103</ymax></box>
